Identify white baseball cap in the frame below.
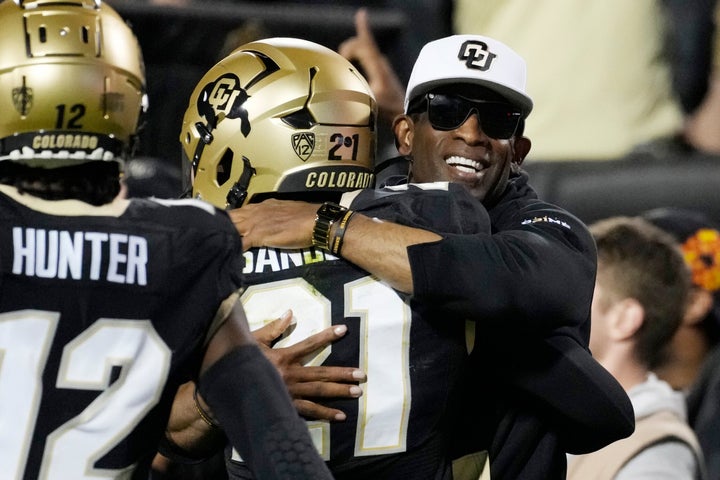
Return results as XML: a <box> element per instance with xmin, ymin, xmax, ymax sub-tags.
<box><xmin>404</xmin><ymin>35</ymin><xmax>533</xmax><ymax>117</ymax></box>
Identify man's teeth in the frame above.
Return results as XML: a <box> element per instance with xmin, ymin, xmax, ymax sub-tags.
<box><xmin>446</xmin><ymin>156</ymin><xmax>480</xmax><ymax>173</ymax></box>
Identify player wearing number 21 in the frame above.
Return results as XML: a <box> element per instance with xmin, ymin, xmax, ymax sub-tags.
<box><xmin>168</xmin><ymin>37</ymin><xmax>494</xmax><ymax>478</ymax></box>
<box><xmin>0</xmin><ymin>1</ymin><xmax>332</xmax><ymax>479</ymax></box>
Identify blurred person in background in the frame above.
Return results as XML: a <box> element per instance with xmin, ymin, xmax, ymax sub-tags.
<box><xmin>641</xmin><ymin>207</ymin><xmax>720</xmax><ymax>479</ymax></box>
<box><xmin>567</xmin><ymin>216</ymin><xmax>704</xmax><ymax>479</ymax></box>
<box><xmin>342</xmin><ymin>0</ymin><xmax>718</xmax><ymax>163</ymax></box>
<box><xmin>682</xmin><ymin>0</ymin><xmax>720</xmax><ymax>156</ymax></box>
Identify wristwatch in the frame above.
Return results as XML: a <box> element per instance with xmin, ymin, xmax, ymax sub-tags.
<box><xmin>312</xmin><ymin>202</ymin><xmax>349</xmax><ymax>251</ymax></box>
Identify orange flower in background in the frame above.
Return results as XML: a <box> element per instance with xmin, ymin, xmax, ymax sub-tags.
<box><xmin>682</xmin><ymin>228</ymin><xmax>720</xmax><ymax>292</ymax></box>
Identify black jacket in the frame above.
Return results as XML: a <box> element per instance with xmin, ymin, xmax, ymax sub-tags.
<box><xmin>397</xmin><ymin>170</ymin><xmax>635</xmax><ymax>479</ymax></box>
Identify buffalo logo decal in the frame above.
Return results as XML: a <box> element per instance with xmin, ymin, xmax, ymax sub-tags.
<box><xmin>12</xmin><ymin>82</ymin><xmax>33</xmax><ymax>116</ymax></box>
<box><xmin>197</xmin><ymin>73</ymin><xmax>252</xmax><ymax>137</ymax></box>
<box><xmin>195</xmin><ymin>51</ymin><xmax>280</xmax><ymax>138</ymax></box>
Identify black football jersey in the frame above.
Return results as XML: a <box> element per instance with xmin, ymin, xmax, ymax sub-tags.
<box><xmin>228</xmin><ymin>183</ymin><xmax>490</xmax><ymax>479</ymax></box>
<box><xmin>0</xmin><ymin>189</ymin><xmax>244</xmax><ymax>479</ymax></box>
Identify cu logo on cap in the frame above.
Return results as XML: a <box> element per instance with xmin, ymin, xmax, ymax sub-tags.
<box><xmin>458</xmin><ymin>40</ymin><xmax>496</xmax><ymax>71</ymax></box>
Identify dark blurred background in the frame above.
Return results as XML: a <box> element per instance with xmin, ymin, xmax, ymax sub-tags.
<box><xmin>110</xmin><ymin>0</ymin><xmax>720</xmax><ymax>228</ymax></box>
<box><xmin>108</xmin><ymin>0</ymin><xmax>451</xmax><ymax>170</ymax></box>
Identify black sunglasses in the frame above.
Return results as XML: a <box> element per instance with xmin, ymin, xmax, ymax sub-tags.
<box><xmin>408</xmin><ymin>93</ymin><xmax>522</xmax><ymax>139</ymax></box>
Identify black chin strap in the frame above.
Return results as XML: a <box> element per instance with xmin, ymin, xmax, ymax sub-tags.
<box><xmin>180</xmin><ymin>122</ymin><xmax>213</xmax><ymax>199</ymax></box>
<box><xmin>192</xmin><ymin>122</ymin><xmax>214</xmax><ymax>175</ymax></box>
<box><xmin>226</xmin><ymin>156</ymin><xmax>256</xmax><ymax>208</ymax></box>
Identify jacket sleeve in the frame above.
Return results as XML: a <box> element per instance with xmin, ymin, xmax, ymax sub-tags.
<box><xmin>410</xmin><ymin>198</ymin><xmax>637</xmax><ymax>451</ymax></box>
<box><xmin>408</xmin><ymin>201</ymin><xmax>597</xmax><ymax>335</ymax></box>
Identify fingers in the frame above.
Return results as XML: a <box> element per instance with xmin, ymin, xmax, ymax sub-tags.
<box><xmin>285</xmin><ymin>364</ymin><xmax>366</xmax><ymax>384</ymax></box>
<box><xmin>354</xmin><ymin>8</ymin><xmax>373</xmax><ymax>44</ymax></box>
<box><xmin>339</xmin><ymin>8</ymin><xmax>380</xmax><ymax>60</ymax></box>
<box><xmin>289</xmin><ymin>380</ymin><xmax>363</xmax><ymax>400</ymax></box>
<box><xmin>251</xmin><ymin>310</ymin><xmax>293</xmax><ymax>346</ymax></box>
<box><xmin>293</xmin><ymin>399</ymin><xmax>349</xmax><ymax>422</ymax></box>
<box><xmin>338</xmin><ymin>36</ymin><xmax>359</xmax><ymax>60</ymax></box>
<box><xmin>283</xmin><ymin>324</ymin><xmax>349</xmax><ymax>359</ymax></box>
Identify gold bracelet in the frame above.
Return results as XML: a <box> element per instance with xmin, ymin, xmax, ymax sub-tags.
<box><xmin>193</xmin><ymin>385</ymin><xmax>220</xmax><ymax>429</ymax></box>
<box><xmin>330</xmin><ymin>210</ymin><xmax>355</xmax><ymax>255</ymax></box>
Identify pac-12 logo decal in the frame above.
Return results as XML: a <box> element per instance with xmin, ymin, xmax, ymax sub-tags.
<box><xmin>12</xmin><ymin>82</ymin><xmax>33</xmax><ymax>116</ymax></box>
<box><xmin>197</xmin><ymin>73</ymin><xmax>252</xmax><ymax>137</ymax></box>
<box><xmin>458</xmin><ymin>40</ymin><xmax>497</xmax><ymax>72</ymax></box>
<box><xmin>292</xmin><ymin>132</ymin><xmax>315</xmax><ymax>161</ymax></box>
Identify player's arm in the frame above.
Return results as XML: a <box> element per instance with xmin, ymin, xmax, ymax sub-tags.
<box><xmin>164</xmin><ymin>310</ymin><xmax>365</xmax><ymax>451</ymax></box>
<box><xmin>159</xmin><ymin>381</ymin><xmax>227</xmax><ymax>462</ymax></box>
<box><xmin>229</xmin><ymin>198</ymin><xmax>440</xmax><ymax>294</ymax></box>
<box><xmin>407</xmin><ymin>209</ymin><xmax>597</xmax><ymax>332</ymax></box>
<box><xmin>232</xmin><ymin>197</ymin><xmax>596</xmax><ymax>332</ymax></box>
<box><xmin>196</xmin><ymin>299</ymin><xmax>334</xmax><ymax>479</ymax></box>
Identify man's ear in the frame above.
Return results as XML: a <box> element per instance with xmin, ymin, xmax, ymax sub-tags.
<box><xmin>512</xmin><ymin>135</ymin><xmax>532</xmax><ymax>167</ymax></box>
<box><xmin>393</xmin><ymin>115</ymin><xmax>414</xmax><ymax>156</ymax></box>
<box><xmin>684</xmin><ymin>288</ymin><xmax>715</xmax><ymax>326</ymax></box>
<box><xmin>612</xmin><ymin>298</ymin><xmax>645</xmax><ymax>341</ymax></box>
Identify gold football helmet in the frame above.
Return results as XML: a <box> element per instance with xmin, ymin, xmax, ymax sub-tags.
<box><xmin>181</xmin><ymin>37</ymin><xmax>377</xmax><ymax>209</ymax></box>
<box><xmin>0</xmin><ymin>0</ymin><xmax>146</xmax><ymax>168</ymax></box>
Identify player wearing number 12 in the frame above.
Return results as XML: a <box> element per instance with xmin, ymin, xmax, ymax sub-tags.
<box><xmin>0</xmin><ymin>2</ymin><xmax>332</xmax><ymax>479</ymax></box>
<box><xmin>173</xmin><ymin>37</ymin><xmax>491</xmax><ymax>478</ymax></box>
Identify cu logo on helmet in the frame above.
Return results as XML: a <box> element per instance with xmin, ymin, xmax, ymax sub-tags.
<box><xmin>197</xmin><ymin>73</ymin><xmax>251</xmax><ymax>136</ymax></box>
<box><xmin>458</xmin><ymin>40</ymin><xmax>497</xmax><ymax>71</ymax></box>
<box><xmin>208</xmin><ymin>76</ymin><xmax>246</xmax><ymax>115</ymax></box>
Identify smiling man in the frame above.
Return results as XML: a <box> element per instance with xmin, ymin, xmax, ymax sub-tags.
<box><xmin>230</xmin><ymin>35</ymin><xmax>634</xmax><ymax>479</ymax></box>
<box><xmin>397</xmin><ymin>36</ymin><xmax>532</xmax><ymax>205</ymax></box>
